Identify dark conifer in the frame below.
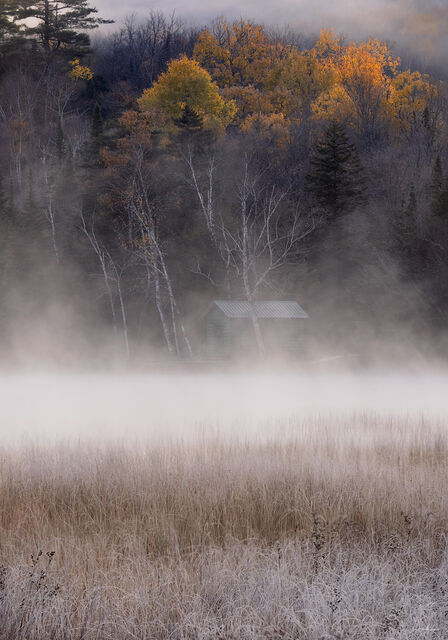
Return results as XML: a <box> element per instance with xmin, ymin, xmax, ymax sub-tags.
<box><xmin>430</xmin><ymin>156</ymin><xmax>443</xmax><ymax>200</ymax></box>
<box><xmin>406</xmin><ymin>184</ymin><xmax>417</xmax><ymax>218</ymax></box>
<box><xmin>429</xmin><ymin>156</ymin><xmax>448</xmax><ymax>218</ymax></box>
<box><xmin>91</xmin><ymin>102</ymin><xmax>103</xmax><ymax>139</ymax></box>
<box><xmin>0</xmin><ymin>1</ymin><xmax>24</xmax><ymax>62</ymax></box>
<box><xmin>174</xmin><ymin>105</ymin><xmax>204</xmax><ymax>134</ymax></box>
<box><xmin>17</xmin><ymin>0</ymin><xmax>112</xmax><ymax>57</ymax></box>
<box><xmin>305</xmin><ymin>121</ymin><xmax>367</xmax><ymax>217</ymax></box>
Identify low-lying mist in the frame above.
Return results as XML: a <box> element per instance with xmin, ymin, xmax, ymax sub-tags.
<box><xmin>1</xmin><ymin>369</ymin><xmax>448</xmax><ymax>445</ymax></box>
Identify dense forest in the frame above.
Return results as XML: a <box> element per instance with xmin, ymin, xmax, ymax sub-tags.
<box><xmin>0</xmin><ymin>0</ymin><xmax>447</xmax><ymax>363</ymax></box>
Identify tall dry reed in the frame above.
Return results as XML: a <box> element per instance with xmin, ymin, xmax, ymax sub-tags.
<box><xmin>0</xmin><ymin>413</ymin><xmax>447</xmax><ymax>638</ymax></box>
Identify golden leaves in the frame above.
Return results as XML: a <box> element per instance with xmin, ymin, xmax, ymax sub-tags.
<box><xmin>194</xmin><ymin>19</ymin><xmax>287</xmax><ymax>88</ymax></box>
<box><xmin>68</xmin><ymin>59</ymin><xmax>93</xmax><ymax>81</ymax></box>
<box><xmin>138</xmin><ymin>56</ymin><xmax>236</xmax><ymax>130</ymax></box>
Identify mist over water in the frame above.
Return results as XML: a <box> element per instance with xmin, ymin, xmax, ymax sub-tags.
<box><xmin>1</xmin><ymin>370</ymin><xmax>447</xmax><ymax>445</ymax></box>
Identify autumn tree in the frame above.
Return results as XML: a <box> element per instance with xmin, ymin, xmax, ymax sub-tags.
<box><xmin>101</xmin><ymin>109</ymin><xmax>192</xmax><ymax>357</ymax></box>
<box><xmin>429</xmin><ymin>156</ymin><xmax>444</xmax><ymax>215</ymax></box>
<box><xmin>305</xmin><ymin>121</ymin><xmax>367</xmax><ymax>216</ymax></box>
<box><xmin>138</xmin><ymin>56</ymin><xmax>236</xmax><ymax>131</ymax></box>
<box><xmin>193</xmin><ymin>19</ymin><xmax>290</xmax><ymax>132</ymax></box>
<box><xmin>312</xmin><ymin>37</ymin><xmax>400</xmax><ymax>143</ymax></box>
<box><xmin>265</xmin><ymin>49</ymin><xmax>335</xmax><ymax>119</ymax></box>
<box><xmin>194</xmin><ymin>19</ymin><xmax>286</xmax><ymax>88</ymax></box>
<box><xmin>390</xmin><ymin>70</ymin><xmax>439</xmax><ymax>137</ymax></box>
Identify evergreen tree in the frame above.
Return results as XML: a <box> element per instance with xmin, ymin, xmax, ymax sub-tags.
<box><xmin>0</xmin><ymin>2</ymin><xmax>15</xmax><ymax>38</ymax></box>
<box><xmin>91</xmin><ymin>102</ymin><xmax>103</xmax><ymax>139</ymax></box>
<box><xmin>430</xmin><ymin>156</ymin><xmax>443</xmax><ymax>200</ymax></box>
<box><xmin>392</xmin><ymin>184</ymin><xmax>430</xmax><ymax>283</ymax></box>
<box><xmin>429</xmin><ymin>156</ymin><xmax>448</xmax><ymax>218</ymax></box>
<box><xmin>406</xmin><ymin>184</ymin><xmax>417</xmax><ymax>218</ymax></box>
<box><xmin>174</xmin><ymin>104</ymin><xmax>204</xmax><ymax>134</ymax></box>
<box><xmin>174</xmin><ymin>104</ymin><xmax>217</xmax><ymax>153</ymax></box>
<box><xmin>305</xmin><ymin>121</ymin><xmax>367</xmax><ymax>217</ymax></box>
<box><xmin>17</xmin><ymin>0</ymin><xmax>112</xmax><ymax>57</ymax></box>
<box><xmin>433</xmin><ymin>180</ymin><xmax>448</xmax><ymax>220</ymax></box>
<box><xmin>0</xmin><ymin>0</ymin><xmax>23</xmax><ymax>61</ymax></box>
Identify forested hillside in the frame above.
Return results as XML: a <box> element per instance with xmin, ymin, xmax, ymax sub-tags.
<box><xmin>0</xmin><ymin>1</ymin><xmax>447</xmax><ymax>362</ymax></box>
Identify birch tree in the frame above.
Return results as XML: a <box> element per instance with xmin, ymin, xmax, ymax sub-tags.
<box><xmin>80</xmin><ymin>212</ymin><xmax>130</xmax><ymax>359</ymax></box>
<box><xmin>188</xmin><ymin>151</ymin><xmax>317</xmax><ymax>354</ymax></box>
<box><xmin>102</xmin><ymin>110</ymin><xmax>192</xmax><ymax>358</ymax></box>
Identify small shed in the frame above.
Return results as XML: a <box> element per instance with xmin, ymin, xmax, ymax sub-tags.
<box><xmin>205</xmin><ymin>300</ymin><xmax>309</xmax><ymax>359</ymax></box>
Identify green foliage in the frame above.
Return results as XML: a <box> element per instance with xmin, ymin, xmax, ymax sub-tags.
<box><xmin>0</xmin><ymin>0</ymin><xmax>24</xmax><ymax>61</ymax></box>
<box><xmin>16</xmin><ymin>0</ymin><xmax>112</xmax><ymax>56</ymax></box>
<box><xmin>305</xmin><ymin>121</ymin><xmax>367</xmax><ymax>216</ymax></box>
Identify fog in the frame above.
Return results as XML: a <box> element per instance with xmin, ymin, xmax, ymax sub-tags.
<box><xmin>1</xmin><ymin>370</ymin><xmax>447</xmax><ymax>445</ymax></box>
<box><xmin>94</xmin><ymin>0</ymin><xmax>448</xmax><ymax>63</ymax></box>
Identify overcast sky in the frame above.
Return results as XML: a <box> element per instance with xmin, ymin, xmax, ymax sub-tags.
<box><xmin>93</xmin><ymin>0</ymin><xmax>448</xmax><ymax>62</ymax></box>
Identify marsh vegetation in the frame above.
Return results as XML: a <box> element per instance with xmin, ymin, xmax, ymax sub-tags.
<box><xmin>0</xmin><ymin>372</ymin><xmax>448</xmax><ymax>639</ymax></box>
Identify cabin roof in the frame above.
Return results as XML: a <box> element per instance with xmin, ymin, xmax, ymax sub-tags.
<box><xmin>211</xmin><ymin>300</ymin><xmax>309</xmax><ymax>319</ymax></box>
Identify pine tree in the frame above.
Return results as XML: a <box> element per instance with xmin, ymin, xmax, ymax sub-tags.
<box><xmin>174</xmin><ymin>104</ymin><xmax>216</xmax><ymax>152</ymax></box>
<box><xmin>91</xmin><ymin>102</ymin><xmax>103</xmax><ymax>139</ymax></box>
<box><xmin>0</xmin><ymin>173</ymin><xmax>13</xmax><ymax>271</ymax></box>
<box><xmin>0</xmin><ymin>1</ymin><xmax>16</xmax><ymax>38</ymax></box>
<box><xmin>17</xmin><ymin>0</ymin><xmax>112</xmax><ymax>57</ymax></box>
<box><xmin>0</xmin><ymin>1</ymin><xmax>23</xmax><ymax>61</ymax></box>
<box><xmin>174</xmin><ymin>105</ymin><xmax>204</xmax><ymax>134</ymax></box>
<box><xmin>305</xmin><ymin>121</ymin><xmax>367</xmax><ymax>217</ymax></box>
<box><xmin>430</xmin><ymin>156</ymin><xmax>443</xmax><ymax>199</ymax></box>
<box><xmin>433</xmin><ymin>180</ymin><xmax>448</xmax><ymax>220</ymax></box>
<box><xmin>429</xmin><ymin>156</ymin><xmax>447</xmax><ymax>218</ymax></box>
<box><xmin>406</xmin><ymin>184</ymin><xmax>417</xmax><ymax>218</ymax></box>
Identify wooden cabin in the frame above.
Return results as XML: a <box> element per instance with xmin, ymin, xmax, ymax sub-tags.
<box><xmin>205</xmin><ymin>300</ymin><xmax>309</xmax><ymax>359</ymax></box>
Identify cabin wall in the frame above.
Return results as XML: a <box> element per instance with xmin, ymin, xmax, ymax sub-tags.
<box><xmin>205</xmin><ymin>309</ymin><xmax>233</xmax><ymax>358</ymax></box>
<box><xmin>206</xmin><ymin>309</ymin><xmax>309</xmax><ymax>359</ymax></box>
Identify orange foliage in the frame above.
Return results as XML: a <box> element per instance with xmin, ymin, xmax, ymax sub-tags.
<box><xmin>311</xmin><ymin>34</ymin><xmax>401</xmax><ymax>131</ymax></box>
<box><xmin>128</xmin><ymin>23</ymin><xmax>442</xmax><ymax>143</ymax></box>
<box><xmin>194</xmin><ymin>19</ymin><xmax>287</xmax><ymax>88</ymax></box>
<box><xmin>390</xmin><ymin>70</ymin><xmax>439</xmax><ymax>132</ymax></box>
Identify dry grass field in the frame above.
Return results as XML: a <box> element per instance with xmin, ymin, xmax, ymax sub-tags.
<box><xmin>1</xmin><ymin>372</ymin><xmax>448</xmax><ymax>639</ymax></box>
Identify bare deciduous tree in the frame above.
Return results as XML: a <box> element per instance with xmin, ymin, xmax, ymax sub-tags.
<box><xmin>80</xmin><ymin>212</ymin><xmax>130</xmax><ymax>360</ymax></box>
<box><xmin>188</xmin><ymin>151</ymin><xmax>317</xmax><ymax>354</ymax></box>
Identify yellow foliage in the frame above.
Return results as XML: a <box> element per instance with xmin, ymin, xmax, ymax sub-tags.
<box><xmin>311</xmin><ymin>35</ymin><xmax>401</xmax><ymax>131</ymax></box>
<box><xmin>221</xmin><ymin>85</ymin><xmax>275</xmax><ymax>123</ymax></box>
<box><xmin>311</xmin><ymin>85</ymin><xmax>354</xmax><ymax>125</ymax></box>
<box><xmin>194</xmin><ymin>19</ymin><xmax>287</xmax><ymax>88</ymax></box>
<box><xmin>138</xmin><ymin>56</ymin><xmax>236</xmax><ymax>129</ymax></box>
<box><xmin>69</xmin><ymin>59</ymin><xmax>93</xmax><ymax>81</ymax></box>
<box><xmin>390</xmin><ymin>70</ymin><xmax>438</xmax><ymax>132</ymax></box>
<box><xmin>266</xmin><ymin>49</ymin><xmax>335</xmax><ymax>117</ymax></box>
<box><xmin>312</xmin><ymin>29</ymin><xmax>343</xmax><ymax>62</ymax></box>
